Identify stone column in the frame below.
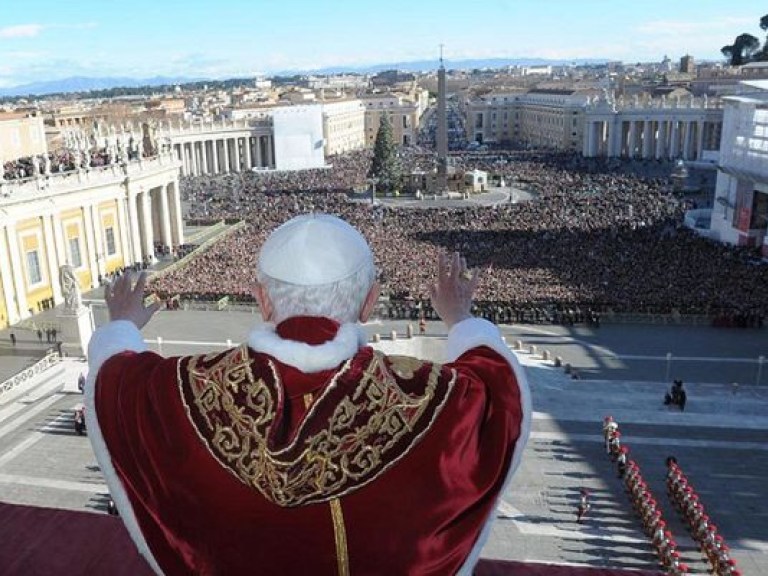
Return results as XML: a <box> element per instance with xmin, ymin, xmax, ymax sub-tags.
<box><xmin>5</xmin><ymin>224</ymin><xmax>29</xmax><ymax>320</ymax></box>
<box><xmin>116</xmin><ymin>194</ymin><xmax>131</xmax><ymax>267</ymax></box>
<box><xmin>266</xmin><ymin>136</ymin><xmax>275</xmax><ymax>167</ymax></box>
<box><xmin>201</xmin><ymin>140</ymin><xmax>208</xmax><ymax>175</ymax></box>
<box><xmin>168</xmin><ymin>182</ymin><xmax>185</xmax><ymax>247</ymax></box>
<box><xmin>211</xmin><ymin>139</ymin><xmax>219</xmax><ymax>174</ymax></box>
<box><xmin>159</xmin><ymin>186</ymin><xmax>173</xmax><ymax>249</ymax></box>
<box><xmin>0</xmin><ymin>225</ymin><xmax>21</xmax><ymax>324</ymax></box>
<box><xmin>655</xmin><ymin>121</ymin><xmax>665</xmax><ymax>159</ymax></box>
<box><xmin>607</xmin><ymin>119</ymin><xmax>620</xmax><ymax>157</ymax></box>
<box><xmin>244</xmin><ymin>137</ymin><xmax>253</xmax><ymax>170</ymax></box>
<box><xmin>627</xmin><ymin>121</ymin><xmax>637</xmax><ymax>158</ymax></box>
<box><xmin>695</xmin><ymin>121</ymin><xmax>705</xmax><ymax>160</ymax></box>
<box><xmin>82</xmin><ymin>204</ymin><xmax>100</xmax><ymax>288</ymax></box>
<box><xmin>181</xmin><ymin>143</ymin><xmax>189</xmax><ymax>176</ymax></box>
<box><xmin>669</xmin><ymin>120</ymin><xmax>680</xmax><ymax>158</ymax></box>
<box><xmin>42</xmin><ymin>215</ymin><xmax>62</xmax><ymax>303</ymax></box>
<box><xmin>51</xmin><ymin>213</ymin><xmax>67</xmax><ymax>272</ymax></box>
<box><xmin>223</xmin><ymin>138</ymin><xmax>231</xmax><ymax>173</ymax></box>
<box><xmin>641</xmin><ymin>121</ymin><xmax>652</xmax><ymax>158</ymax></box>
<box><xmin>140</xmin><ymin>191</ymin><xmax>155</xmax><ymax>262</ymax></box>
<box><xmin>192</xmin><ymin>142</ymin><xmax>200</xmax><ymax>176</ymax></box>
<box><xmin>175</xmin><ymin>144</ymin><xmax>185</xmax><ymax>176</ymax></box>
<box><xmin>127</xmin><ymin>192</ymin><xmax>143</xmax><ymax>265</ymax></box>
<box><xmin>233</xmin><ymin>138</ymin><xmax>241</xmax><ymax>172</ymax></box>
<box><xmin>683</xmin><ymin>121</ymin><xmax>693</xmax><ymax>160</ymax></box>
<box><xmin>255</xmin><ymin>136</ymin><xmax>262</xmax><ymax>168</ymax></box>
<box><xmin>187</xmin><ymin>143</ymin><xmax>195</xmax><ymax>175</ymax></box>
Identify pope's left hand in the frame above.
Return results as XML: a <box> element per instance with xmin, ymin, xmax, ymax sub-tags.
<box><xmin>105</xmin><ymin>271</ymin><xmax>162</xmax><ymax>329</ymax></box>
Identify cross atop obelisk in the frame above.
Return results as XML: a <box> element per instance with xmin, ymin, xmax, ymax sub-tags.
<box><xmin>436</xmin><ymin>45</ymin><xmax>448</xmax><ymax>193</ymax></box>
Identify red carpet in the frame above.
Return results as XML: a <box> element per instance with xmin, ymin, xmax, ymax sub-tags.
<box><xmin>0</xmin><ymin>502</ymin><xmax>662</xmax><ymax>575</ymax></box>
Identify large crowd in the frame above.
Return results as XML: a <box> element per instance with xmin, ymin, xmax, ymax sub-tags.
<box><xmin>150</xmin><ymin>150</ymin><xmax>768</xmax><ymax>320</ymax></box>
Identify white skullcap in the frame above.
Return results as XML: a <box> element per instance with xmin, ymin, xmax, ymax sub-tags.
<box><xmin>258</xmin><ymin>214</ymin><xmax>373</xmax><ymax>286</ymax></box>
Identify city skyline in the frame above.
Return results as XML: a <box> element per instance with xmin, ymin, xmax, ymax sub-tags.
<box><xmin>0</xmin><ymin>1</ymin><xmax>766</xmax><ymax>89</ymax></box>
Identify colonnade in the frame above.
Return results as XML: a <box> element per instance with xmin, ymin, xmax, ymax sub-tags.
<box><xmin>583</xmin><ymin>117</ymin><xmax>722</xmax><ymax>160</ymax></box>
<box><xmin>124</xmin><ymin>182</ymin><xmax>185</xmax><ymax>266</ymax></box>
<box><xmin>174</xmin><ymin>135</ymin><xmax>275</xmax><ymax>177</ymax></box>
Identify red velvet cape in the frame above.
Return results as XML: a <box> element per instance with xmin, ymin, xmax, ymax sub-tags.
<box><xmin>93</xmin><ymin>318</ymin><xmax>524</xmax><ymax>575</ymax></box>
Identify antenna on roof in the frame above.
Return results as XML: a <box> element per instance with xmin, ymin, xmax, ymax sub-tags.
<box><xmin>439</xmin><ymin>44</ymin><xmax>444</xmax><ymax>67</ymax></box>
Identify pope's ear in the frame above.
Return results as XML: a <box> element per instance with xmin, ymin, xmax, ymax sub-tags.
<box><xmin>253</xmin><ymin>282</ymin><xmax>274</xmax><ymax>322</ymax></box>
<box><xmin>359</xmin><ymin>282</ymin><xmax>380</xmax><ymax>323</ymax></box>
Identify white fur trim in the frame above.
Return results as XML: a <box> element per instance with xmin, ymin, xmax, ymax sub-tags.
<box><xmin>87</xmin><ymin>320</ymin><xmax>147</xmax><ymax>376</ymax></box>
<box><xmin>85</xmin><ymin>321</ymin><xmax>164</xmax><ymax>575</ymax></box>
<box><xmin>247</xmin><ymin>322</ymin><xmax>365</xmax><ymax>373</ymax></box>
<box><xmin>448</xmin><ymin>318</ymin><xmax>532</xmax><ymax>576</ymax></box>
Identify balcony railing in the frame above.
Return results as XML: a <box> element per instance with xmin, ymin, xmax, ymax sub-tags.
<box><xmin>0</xmin><ymin>152</ymin><xmax>179</xmax><ymax>206</ymax></box>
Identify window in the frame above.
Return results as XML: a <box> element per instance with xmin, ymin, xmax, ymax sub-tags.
<box><xmin>69</xmin><ymin>237</ymin><xmax>82</xmax><ymax>268</ymax></box>
<box><xmin>105</xmin><ymin>227</ymin><xmax>116</xmax><ymax>255</ymax></box>
<box><xmin>27</xmin><ymin>250</ymin><xmax>42</xmax><ymax>284</ymax></box>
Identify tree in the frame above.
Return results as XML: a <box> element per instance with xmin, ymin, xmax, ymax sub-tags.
<box><xmin>368</xmin><ymin>114</ymin><xmax>401</xmax><ymax>193</ymax></box>
<box><xmin>757</xmin><ymin>14</ymin><xmax>768</xmax><ymax>62</ymax></box>
<box><xmin>721</xmin><ymin>33</ymin><xmax>761</xmax><ymax>65</ymax></box>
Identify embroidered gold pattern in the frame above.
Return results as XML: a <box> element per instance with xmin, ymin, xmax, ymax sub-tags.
<box><xmin>330</xmin><ymin>498</ymin><xmax>350</xmax><ymax>576</ymax></box>
<box><xmin>180</xmin><ymin>345</ymin><xmax>456</xmax><ymax>507</ymax></box>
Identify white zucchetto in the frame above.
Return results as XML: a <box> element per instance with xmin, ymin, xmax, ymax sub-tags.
<box><xmin>258</xmin><ymin>214</ymin><xmax>373</xmax><ymax>286</ymax></box>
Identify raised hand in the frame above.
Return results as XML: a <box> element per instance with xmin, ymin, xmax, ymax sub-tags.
<box><xmin>429</xmin><ymin>250</ymin><xmax>481</xmax><ymax>329</ymax></box>
<box><xmin>104</xmin><ymin>271</ymin><xmax>162</xmax><ymax>329</ymax></box>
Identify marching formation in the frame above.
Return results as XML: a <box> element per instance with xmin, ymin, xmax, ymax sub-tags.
<box><xmin>604</xmin><ymin>416</ymin><xmax>687</xmax><ymax>575</ymax></box>
<box><xmin>666</xmin><ymin>458</ymin><xmax>741</xmax><ymax>576</ymax></box>
<box><xmin>601</xmin><ymin>417</ymin><xmax>743</xmax><ymax>575</ymax></box>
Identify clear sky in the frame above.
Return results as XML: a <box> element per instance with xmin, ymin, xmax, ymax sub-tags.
<box><xmin>1</xmin><ymin>0</ymin><xmax>766</xmax><ymax>87</ymax></box>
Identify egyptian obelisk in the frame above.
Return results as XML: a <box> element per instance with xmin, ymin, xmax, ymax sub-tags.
<box><xmin>436</xmin><ymin>45</ymin><xmax>448</xmax><ymax>193</ymax></box>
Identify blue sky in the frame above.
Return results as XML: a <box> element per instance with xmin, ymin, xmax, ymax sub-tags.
<box><xmin>0</xmin><ymin>1</ymin><xmax>766</xmax><ymax>87</ymax></box>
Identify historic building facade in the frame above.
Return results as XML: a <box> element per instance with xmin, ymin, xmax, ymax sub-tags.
<box><xmin>0</xmin><ymin>153</ymin><xmax>182</xmax><ymax>327</ymax></box>
<box><xmin>464</xmin><ymin>90</ymin><xmax>724</xmax><ymax>160</ymax></box>
<box><xmin>582</xmin><ymin>94</ymin><xmax>723</xmax><ymax>160</ymax></box>
<box><xmin>465</xmin><ymin>90</ymin><xmax>590</xmax><ymax>151</ymax></box>
<box><xmin>168</xmin><ymin>118</ymin><xmax>275</xmax><ymax>176</ymax></box>
<box><xmin>362</xmin><ymin>94</ymin><xmax>423</xmax><ymax>147</ymax></box>
<box><xmin>0</xmin><ymin>112</ymin><xmax>47</xmax><ymax>164</ymax></box>
<box><xmin>321</xmin><ymin>99</ymin><xmax>366</xmax><ymax>156</ymax></box>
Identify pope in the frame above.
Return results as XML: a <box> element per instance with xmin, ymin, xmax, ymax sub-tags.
<box><xmin>86</xmin><ymin>214</ymin><xmax>531</xmax><ymax>575</ymax></box>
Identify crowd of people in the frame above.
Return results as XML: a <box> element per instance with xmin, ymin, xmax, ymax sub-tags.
<box><xmin>150</xmin><ymin>150</ymin><xmax>768</xmax><ymax>319</ymax></box>
<box><xmin>2</xmin><ymin>148</ymin><xmax>125</xmax><ymax>181</ymax></box>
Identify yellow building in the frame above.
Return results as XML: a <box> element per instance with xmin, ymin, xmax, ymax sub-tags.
<box><xmin>0</xmin><ymin>153</ymin><xmax>183</xmax><ymax>328</ymax></box>
<box><xmin>0</xmin><ymin>111</ymin><xmax>47</xmax><ymax>164</ymax></box>
<box><xmin>362</xmin><ymin>94</ymin><xmax>422</xmax><ymax>147</ymax></box>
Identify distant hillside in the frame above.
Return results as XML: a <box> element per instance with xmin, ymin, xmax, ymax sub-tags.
<box><xmin>0</xmin><ymin>76</ymin><xmax>198</xmax><ymax>98</ymax></box>
<box><xmin>307</xmin><ymin>57</ymin><xmax>608</xmax><ymax>75</ymax></box>
<box><xmin>0</xmin><ymin>57</ymin><xmax>609</xmax><ymax>98</ymax></box>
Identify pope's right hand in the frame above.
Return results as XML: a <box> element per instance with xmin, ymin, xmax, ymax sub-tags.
<box><xmin>429</xmin><ymin>250</ymin><xmax>481</xmax><ymax>330</ymax></box>
<box><xmin>105</xmin><ymin>271</ymin><xmax>162</xmax><ymax>329</ymax></box>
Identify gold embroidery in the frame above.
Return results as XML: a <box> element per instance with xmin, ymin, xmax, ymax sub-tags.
<box><xmin>386</xmin><ymin>355</ymin><xmax>427</xmax><ymax>379</ymax></box>
<box><xmin>179</xmin><ymin>345</ymin><xmax>456</xmax><ymax>507</ymax></box>
<box><xmin>330</xmin><ymin>498</ymin><xmax>350</xmax><ymax>576</ymax></box>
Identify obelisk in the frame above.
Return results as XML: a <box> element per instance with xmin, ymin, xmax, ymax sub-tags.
<box><xmin>436</xmin><ymin>45</ymin><xmax>448</xmax><ymax>193</ymax></box>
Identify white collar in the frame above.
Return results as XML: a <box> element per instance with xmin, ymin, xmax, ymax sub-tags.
<box><xmin>247</xmin><ymin>322</ymin><xmax>367</xmax><ymax>373</ymax></box>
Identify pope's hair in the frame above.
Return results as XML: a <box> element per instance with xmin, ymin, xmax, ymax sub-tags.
<box><xmin>257</xmin><ymin>260</ymin><xmax>377</xmax><ymax>324</ymax></box>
